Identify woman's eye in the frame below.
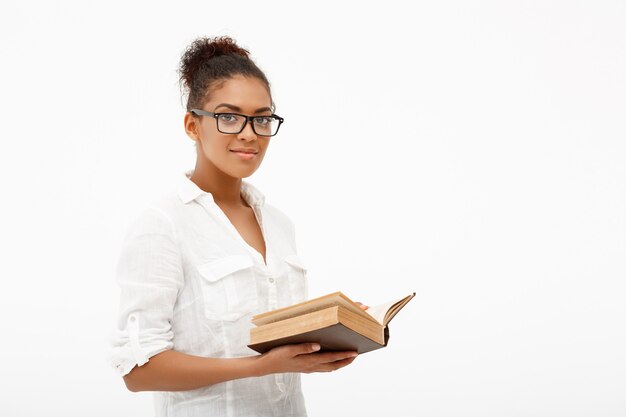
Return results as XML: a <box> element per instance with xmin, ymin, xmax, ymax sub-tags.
<box><xmin>255</xmin><ymin>117</ymin><xmax>271</xmax><ymax>125</ymax></box>
<box><xmin>219</xmin><ymin>114</ymin><xmax>237</xmax><ymax>122</ymax></box>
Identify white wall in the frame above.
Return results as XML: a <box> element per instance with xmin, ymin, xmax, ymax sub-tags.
<box><xmin>1</xmin><ymin>1</ymin><xmax>624</xmax><ymax>416</ymax></box>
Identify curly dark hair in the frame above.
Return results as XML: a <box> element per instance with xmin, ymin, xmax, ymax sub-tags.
<box><xmin>178</xmin><ymin>35</ymin><xmax>274</xmax><ymax>113</ymax></box>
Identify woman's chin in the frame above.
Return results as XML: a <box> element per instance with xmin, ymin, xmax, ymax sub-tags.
<box><xmin>227</xmin><ymin>166</ymin><xmax>259</xmax><ymax>179</ymax></box>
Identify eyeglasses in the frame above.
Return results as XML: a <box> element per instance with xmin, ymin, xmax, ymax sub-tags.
<box><xmin>190</xmin><ymin>109</ymin><xmax>284</xmax><ymax>137</ymax></box>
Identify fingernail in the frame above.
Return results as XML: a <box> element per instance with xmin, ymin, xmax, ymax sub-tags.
<box><xmin>350</xmin><ymin>353</ymin><xmax>358</xmax><ymax>357</ymax></box>
<box><xmin>312</xmin><ymin>344</ymin><xmax>321</xmax><ymax>351</ymax></box>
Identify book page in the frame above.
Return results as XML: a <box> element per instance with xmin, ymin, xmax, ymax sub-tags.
<box><xmin>365</xmin><ymin>299</ymin><xmax>401</xmax><ymax>325</ymax></box>
<box><xmin>252</xmin><ymin>291</ymin><xmax>379</xmax><ymax>326</ymax></box>
<box><xmin>365</xmin><ymin>293</ymin><xmax>416</xmax><ymax>326</ymax></box>
<box><xmin>252</xmin><ymin>291</ymin><xmax>415</xmax><ymax>327</ymax></box>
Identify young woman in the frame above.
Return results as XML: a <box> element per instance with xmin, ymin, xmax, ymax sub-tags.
<box><xmin>109</xmin><ymin>36</ymin><xmax>367</xmax><ymax>416</ymax></box>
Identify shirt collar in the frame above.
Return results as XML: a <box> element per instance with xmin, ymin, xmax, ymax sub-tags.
<box><xmin>177</xmin><ymin>169</ymin><xmax>265</xmax><ymax>207</ymax></box>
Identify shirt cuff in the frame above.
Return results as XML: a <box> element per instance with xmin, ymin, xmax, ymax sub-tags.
<box><xmin>108</xmin><ymin>313</ymin><xmax>173</xmax><ymax>377</ymax></box>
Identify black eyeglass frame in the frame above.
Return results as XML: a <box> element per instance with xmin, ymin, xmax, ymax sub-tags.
<box><xmin>190</xmin><ymin>108</ymin><xmax>285</xmax><ymax>137</ymax></box>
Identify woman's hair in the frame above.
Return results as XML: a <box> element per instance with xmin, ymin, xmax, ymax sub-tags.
<box><xmin>178</xmin><ymin>35</ymin><xmax>275</xmax><ymax>113</ymax></box>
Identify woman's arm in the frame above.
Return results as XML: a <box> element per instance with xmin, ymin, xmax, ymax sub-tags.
<box><xmin>123</xmin><ymin>343</ymin><xmax>358</xmax><ymax>392</ymax></box>
<box><xmin>123</xmin><ymin>349</ymin><xmax>260</xmax><ymax>392</ymax></box>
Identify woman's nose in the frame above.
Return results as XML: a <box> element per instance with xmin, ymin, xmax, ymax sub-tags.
<box><xmin>237</xmin><ymin>120</ymin><xmax>258</xmax><ymax>141</ymax></box>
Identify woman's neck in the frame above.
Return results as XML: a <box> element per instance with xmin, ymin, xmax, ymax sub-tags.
<box><xmin>190</xmin><ymin>162</ymin><xmax>247</xmax><ymax>208</ymax></box>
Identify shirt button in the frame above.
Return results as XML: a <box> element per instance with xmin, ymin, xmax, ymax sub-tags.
<box><xmin>268</xmin><ymin>277</ymin><xmax>275</xmax><ymax>283</ymax></box>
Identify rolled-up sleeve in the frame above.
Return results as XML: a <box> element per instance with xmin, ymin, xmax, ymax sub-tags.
<box><xmin>108</xmin><ymin>206</ymin><xmax>184</xmax><ymax>377</ymax></box>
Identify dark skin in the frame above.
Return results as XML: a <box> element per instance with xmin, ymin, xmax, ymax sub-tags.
<box><xmin>122</xmin><ymin>74</ymin><xmax>369</xmax><ymax>392</ymax></box>
<box><xmin>184</xmin><ymin>75</ymin><xmax>271</xmax><ymax>263</ymax></box>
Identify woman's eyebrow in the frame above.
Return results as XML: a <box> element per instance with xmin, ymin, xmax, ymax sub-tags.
<box><xmin>214</xmin><ymin>103</ymin><xmax>272</xmax><ymax>113</ymax></box>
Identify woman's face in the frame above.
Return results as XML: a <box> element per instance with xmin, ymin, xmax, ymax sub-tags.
<box><xmin>185</xmin><ymin>75</ymin><xmax>273</xmax><ymax>179</ymax></box>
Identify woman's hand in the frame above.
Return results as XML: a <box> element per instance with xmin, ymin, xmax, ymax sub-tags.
<box><xmin>256</xmin><ymin>343</ymin><xmax>358</xmax><ymax>375</ymax></box>
<box><xmin>355</xmin><ymin>301</ymin><xmax>369</xmax><ymax>310</ymax></box>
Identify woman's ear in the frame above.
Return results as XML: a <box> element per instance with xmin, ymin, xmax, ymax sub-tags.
<box><xmin>184</xmin><ymin>112</ymin><xmax>200</xmax><ymax>142</ymax></box>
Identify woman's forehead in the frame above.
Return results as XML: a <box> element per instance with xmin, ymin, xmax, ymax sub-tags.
<box><xmin>208</xmin><ymin>76</ymin><xmax>271</xmax><ymax>110</ymax></box>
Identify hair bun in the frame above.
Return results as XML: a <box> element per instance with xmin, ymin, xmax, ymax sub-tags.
<box><xmin>194</xmin><ymin>35</ymin><xmax>250</xmax><ymax>60</ymax></box>
<box><xmin>179</xmin><ymin>36</ymin><xmax>250</xmax><ymax>91</ymax></box>
<box><xmin>178</xmin><ymin>35</ymin><xmax>272</xmax><ymax>113</ymax></box>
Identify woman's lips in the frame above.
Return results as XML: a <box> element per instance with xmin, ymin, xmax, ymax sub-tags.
<box><xmin>230</xmin><ymin>150</ymin><xmax>257</xmax><ymax>160</ymax></box>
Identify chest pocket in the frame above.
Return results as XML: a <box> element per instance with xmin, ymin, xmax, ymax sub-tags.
<box><xmin>284</xmin><ymin>254</ymin><xmax>308</xmax><ymax>304</ymax></box>
<box><xmin>196</xmin><ymin>255</ymin><xmax>258</xmax><ymax>322</ymax></box>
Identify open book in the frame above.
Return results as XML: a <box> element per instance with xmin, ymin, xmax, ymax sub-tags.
<box><xmin>247</xmin><ymin>291</ymin><xmax>416</xmax><ymax>355</ymax></box>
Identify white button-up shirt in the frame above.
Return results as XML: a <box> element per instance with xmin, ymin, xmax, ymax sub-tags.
<box><xmin>108</xmin><ymin>169</ymin><xmax>309</xmax><ymax>416</ymax></box>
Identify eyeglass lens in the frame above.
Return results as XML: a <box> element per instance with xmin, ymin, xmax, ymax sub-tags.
<box><xmin>217</xmin><ymin>114</ymin><xmax>279</xmax><ymax>136</ymax></box>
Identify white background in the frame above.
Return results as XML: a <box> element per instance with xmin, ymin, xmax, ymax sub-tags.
<box><xmin>1</xmin><ymin>1</ymin><xmax>625</xmax><ymax>416</ymax></box>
